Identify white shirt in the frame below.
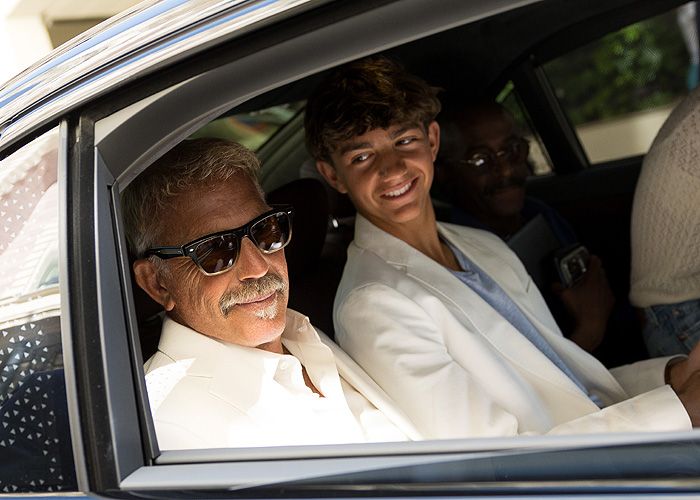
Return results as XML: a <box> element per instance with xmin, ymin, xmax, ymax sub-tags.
<box><xmin>145</xmin><ymin>311</ymin><xmax>411</xmax><ymax>449</ymax></box>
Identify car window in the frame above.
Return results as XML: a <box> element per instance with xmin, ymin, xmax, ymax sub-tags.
<box><xmin>544</xmin><ymin>2</ymin><xmax>693</xmax><ymax>164</ymax></box>
<box><xmin>498</xmin><ymin>82</ymin><xmax>553</xmax><ymax>175</ymax></box>
<box><xmin>0</xmin><ymin>128</ymin><xmax>76</xmax><ymax>493</ymax></box>
<box><xmin>192</xmin><ymin>101</ymin><xmax>305</xmax><ymax>151</ymax></box>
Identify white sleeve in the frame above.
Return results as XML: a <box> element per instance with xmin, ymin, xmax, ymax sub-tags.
<box><xmin>336</xmin><ymin>283</ymin><xmax>521</xmax><ymax>439</ymax></box>
<box><xmin>336</xmin><ymin>284</ymin><xmax>691</xmax><ymax>438</ymax></box>
<box><xmin>610</xmin><ymin>356</ymin><xmax>682</xmax><ymax>396</ymax></box>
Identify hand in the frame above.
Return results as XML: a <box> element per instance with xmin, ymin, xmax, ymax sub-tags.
<box><xmin>666</xmin><ymin>345</ymin><xmax>700</xmax><ymax>426</ymax></box>
<box><xmin>675</xmin><ymin>370</ymin><xmax>700</xmax><ymax>427</ymax></box>
<box><xmin>553</xmin><ymin>255</ymin><xmax>615</xmax><ymax>352</ymax></box>
<box><xmin>666</xmin><ymin>341</ymin><xmax>700</xmax><ymax>391</ymax></box>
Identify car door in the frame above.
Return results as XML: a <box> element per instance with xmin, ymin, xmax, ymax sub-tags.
<box><xmin>2</xmin><ymin>0</ymin><xmax>700</xmax><ymax>498</ymax></box>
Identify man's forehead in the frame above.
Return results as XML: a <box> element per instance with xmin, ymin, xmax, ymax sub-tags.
<box><xmin>461</xmin><ymin>110</ymin><xmax>516</xmax><ymax>147</ymax></box>
<box><xmin>164</xmin><ymin>179</ymin><xmax>268</xmax><ymax>243</ymax></box>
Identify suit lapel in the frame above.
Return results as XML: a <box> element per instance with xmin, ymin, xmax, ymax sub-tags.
<box><xmin>438</xmin><ymin>227</ymin><xmax>628</xmax><ymax>401</ymax></box>
<box><xmin>353</xmin><ymin>216</ymin><xmax>620</xmax><ymax>403</ymax></box>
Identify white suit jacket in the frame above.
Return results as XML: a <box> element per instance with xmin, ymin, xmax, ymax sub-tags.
<box><xmin>334</xmin><ymin>215</ymin><xmax>690</xmax><ymax>439</ymax></box>
<box><xmin>145</xmin><ymin>310</ymin><xmax>421</xmax><ymax>449</ymax></box>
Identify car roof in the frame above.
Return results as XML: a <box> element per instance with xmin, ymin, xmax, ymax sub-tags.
<box><xmin>0</xmin><ymin>0</ymin><xmax>681</xmax><ymax>154</ymax></box>
<box><xmin>0</xmin><ymin>0</ymin><xmax>321</xmax><ymax>153</ymax></box>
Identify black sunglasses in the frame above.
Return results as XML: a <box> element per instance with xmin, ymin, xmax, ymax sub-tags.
<box><xmin>144</xmin><ymin>205</ymin><xmax>294</xmax><ymax>276</ymax></box>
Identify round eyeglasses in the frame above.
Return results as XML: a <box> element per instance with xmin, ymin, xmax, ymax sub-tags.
<box><xmin>451</xmin><ymin>137</ymin><xmax>529</xmax><ymax>172</ymax></box>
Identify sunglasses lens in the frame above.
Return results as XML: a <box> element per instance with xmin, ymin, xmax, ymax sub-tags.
<box><xmin>194</xmin><ymin>234</ymin><xmax>240</xmax><ymax>275</ymax></box>
<box><xmin>251</xmin><ymin>212</ymin><xmax>291</xmax><ymax>253</ymax></box>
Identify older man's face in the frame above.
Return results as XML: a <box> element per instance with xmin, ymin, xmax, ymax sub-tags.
<box><xmin>151</xmin><ymin>176</ymin><xmax>289</xmax><ymax>351</ymax></box>
<box><xmin>451</xmin><ymin>106</ymin><xmax>529</xmax><ymax>220</ymax></box>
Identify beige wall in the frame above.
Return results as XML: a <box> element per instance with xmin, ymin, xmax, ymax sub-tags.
<box><xmin>575</xmin><ymin>102</ymin><xmax>680</xmax><ymax>164</ymax></box>
<box><xmin>0</xmin><ymin>0</ymin><xmax>142</xmax><ymax>86</ymax></box>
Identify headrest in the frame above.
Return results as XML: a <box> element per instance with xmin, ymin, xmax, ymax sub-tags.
<box><xmin>267</xmin><ymin>177</ymin><xmax>329</xmax><ymax>280</ymax></box>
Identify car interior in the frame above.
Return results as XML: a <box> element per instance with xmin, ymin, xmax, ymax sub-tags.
<box><xmin>127</xmin><ymin>0</ymin><xmax>685</xmax><ymax>370</ymax></box>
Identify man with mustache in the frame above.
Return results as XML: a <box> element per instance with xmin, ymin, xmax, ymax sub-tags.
<box><xmin>123</xmin><ymin>138</ymin><xmax>418</xmax><ymax>449</ymax></box>
<box><xmin>438</xmin><ymin>101</ymin><xmax>568</xmax><ymax>242</ymax></box>
<box><xmin>438</xmin><ymin>100</ymin><xmax>614</xmax><ymax>354</ymax></box>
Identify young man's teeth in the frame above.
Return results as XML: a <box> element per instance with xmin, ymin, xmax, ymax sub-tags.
<box><xmin>386</xmin><ymin>181</ymin><xmax>412</xmax><ymax>197</ymax></box>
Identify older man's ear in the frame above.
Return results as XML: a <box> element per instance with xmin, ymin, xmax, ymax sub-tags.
<box><xmin>133</xmin><ymin>259</ymin><xmax>176</xmax><ymax>312</ymax></box>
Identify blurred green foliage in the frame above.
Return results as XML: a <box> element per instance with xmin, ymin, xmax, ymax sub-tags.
<box><xmin>545</xmin><ymin>8</ymin><xmax>690</xmax><ymax>125</ymax></box>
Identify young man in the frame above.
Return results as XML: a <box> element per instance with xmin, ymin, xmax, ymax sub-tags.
<box><xmin>305</xmin><ymin>55</ymin><xmax>700</xmax><ymax>440</ymax></box>
<box><xmin>122</xmin><ymin>138</ymin><xmax>419</xmax><ymax>449</ymax></box>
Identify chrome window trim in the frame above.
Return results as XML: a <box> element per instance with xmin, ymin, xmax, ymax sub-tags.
<box><xmin>54</xmin><ymin>120</ymin><xmax>85</xmax><ymax>492</ymax></box>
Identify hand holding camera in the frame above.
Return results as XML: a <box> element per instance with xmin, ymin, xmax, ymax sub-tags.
<box><xmin>552</xmin><ymin>253</ymin><xmax>615</xmax><ymax>352</ymax></box>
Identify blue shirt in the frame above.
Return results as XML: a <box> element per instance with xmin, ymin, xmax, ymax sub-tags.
<box><xmin>446</xmin><ymin>240</ymin><xmax>603</xmax><ymax>407</ymax></box>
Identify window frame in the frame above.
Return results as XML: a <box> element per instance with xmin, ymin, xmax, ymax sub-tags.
<box><xmin>0</xmin><ymin>121</ymin><xmax>83</xmax><ymax>493</ymax></box>
<box><xmin>510</xmin><ymin>0</ymin><xmax>690</xmax><ymax>173</ymax></box>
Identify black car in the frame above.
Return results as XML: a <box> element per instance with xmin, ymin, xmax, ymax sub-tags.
<box><xmin>0</xmin><ymin>0</ymin><xmax>698</xmax><ymax>497</ymax></box>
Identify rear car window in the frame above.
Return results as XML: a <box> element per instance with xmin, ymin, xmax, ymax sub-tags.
<box><xmin>192</xmin><ymin>101</ymin><xmax>305</xmax><ymax>151</ymax></box>
<box><xmin>544</xmin><ymin>2</ymin><xmax>692</xmax><ymax>164</ymax></box>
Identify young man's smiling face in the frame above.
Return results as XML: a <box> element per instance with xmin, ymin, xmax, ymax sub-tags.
<box><xmin>317</xmin><ymin>121</ymin><xmax>440</xmax><ymax>235</ymax></box>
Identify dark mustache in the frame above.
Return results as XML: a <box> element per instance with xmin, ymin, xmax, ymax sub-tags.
<box><xmin>218</xmin><ymin>274</ymin><xmax>288</xmax><ymax>316</ymax></box>
<box><xmin>484</xmin><ymin>176</ymin><xmax>526</xmax><ymax>195</ymax></box>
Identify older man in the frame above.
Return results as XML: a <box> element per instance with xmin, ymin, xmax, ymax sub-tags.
<box><xmin>122</xmin><ymin>138</ymin><xmax>418</xmax><ymax>449</ymax></box>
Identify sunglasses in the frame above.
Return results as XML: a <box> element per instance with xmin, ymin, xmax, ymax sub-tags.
<box><xmin>144</xmin><ymin>205</ymin><xmax>294</xmax><ymax>276</ymax></box>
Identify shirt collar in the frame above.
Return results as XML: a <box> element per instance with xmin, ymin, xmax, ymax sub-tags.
<box><xmin>156</xmin><ymin>310</ymin><xmax>345</xmax><ymax>398</ymax></box>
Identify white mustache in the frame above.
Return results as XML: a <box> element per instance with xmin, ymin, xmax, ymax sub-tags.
<box><xmin>218</xmin><ymin>274</ymin><xmax>288</xmax><ymax>317</ymax></box>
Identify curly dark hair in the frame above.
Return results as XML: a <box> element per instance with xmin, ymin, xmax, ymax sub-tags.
<box><xmin>304</xmin><ymin>56</ymin><xmax>441</xmax><ymax>163</ymax></box>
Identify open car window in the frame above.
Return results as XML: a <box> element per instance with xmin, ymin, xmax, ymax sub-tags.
<box><xmin>191</xmin><ymin>101</ymin><xmax>305</xmax><ymax>151</ymax></box>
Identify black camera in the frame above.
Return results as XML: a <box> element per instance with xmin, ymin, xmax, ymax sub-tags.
<box><xmin>553</xmin><ymin>244</ymin><xmax>590</xmax><ymax>288</ymax></box>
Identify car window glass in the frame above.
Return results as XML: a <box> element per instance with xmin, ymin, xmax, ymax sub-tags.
<box><xmin>191</xmin><ymin>101</ymin><xmax>305</xmax><ymax>151</ymax></box>
<box><xmin>498</xmin><ymin>82</ymin><xmax>553</xmax><ymax>175</ymax></box>
<box><xmin>544</xmin><ymin>3</ymin><xmax>693</xmax><ymax>164</ymax></box>
<box><xmin>0</xmin><ymin>128</ymin><xmax>76</xmax><ymax>493</ymax></box>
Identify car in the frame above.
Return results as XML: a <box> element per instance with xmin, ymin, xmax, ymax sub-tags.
<box><xmin>1</xmin><ymin>0</ymin><xmax>699</xmax><ymax>497</ymax></box>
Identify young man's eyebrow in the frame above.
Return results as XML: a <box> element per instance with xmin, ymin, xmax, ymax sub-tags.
<box><xmin>336</xmin><ymin>125</ymin><xmax>421</xmax><ymax>156</ymax></box>
<box><xmin>389</xmin><ymin>126</ymin><xmax>416</xmax><ymax>139</ymax></box>
<box><xmin>338</xmin><ymin>141</ymin><xmax>371</xmax><ymax>156</ymax></box>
